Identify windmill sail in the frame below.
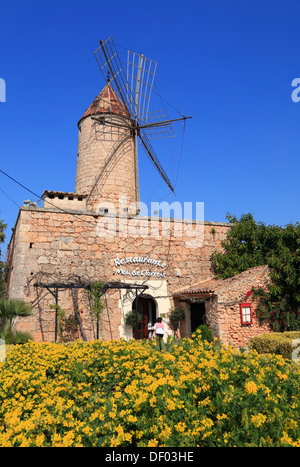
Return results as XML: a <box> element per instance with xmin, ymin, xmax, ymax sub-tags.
<box><xmin>93</xmin><ymin>36</ymin><xmax>190</xmax><ymax>194</ymax></box>
<box><xmin>127</xmin><ymin>50</ymin><xmax>157</xmax><ymax>122</ymax></box>
<box><xmin>94</xmin><ymin>37</ymin><xmax>135</xmax><ymax>116</ymax></box>
<box><xmin>139</xmin><ymin>130</ymin><xmax>174</xmax><ymax>192</ymax></box>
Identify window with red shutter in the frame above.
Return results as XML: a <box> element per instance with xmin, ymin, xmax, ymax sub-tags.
<box><xmin>240</xmin><ymin>303</ymin><xmax>253</xmax><ymax>325</ymax></box>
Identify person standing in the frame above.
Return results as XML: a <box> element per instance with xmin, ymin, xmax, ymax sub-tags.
<box><xmin>152</xmin><ymin>317</ymin><xmax>165</xmax><ymax>340</ymax></box>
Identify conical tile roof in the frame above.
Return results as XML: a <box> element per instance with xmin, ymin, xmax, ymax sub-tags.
<box><xmin>79</xmin><ymin>83</ymin><xmax>130</xmax><ymax>124</ymax></box>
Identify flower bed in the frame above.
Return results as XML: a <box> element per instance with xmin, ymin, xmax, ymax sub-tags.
<box><xmin>0</xmin><ymin>330</ymin><xmax>299</xmax><ymax>447</ymax></box>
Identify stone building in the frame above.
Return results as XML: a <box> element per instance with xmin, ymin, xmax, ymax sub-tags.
<box><xmin>7</xmin><ymin>82</ymin><xmax>271</xmax><ymax>348</ymax></box>
<box><xmin>174</xmin><ymin>265</ymin><xmax>271</xmax><ymax>348</ymax></box>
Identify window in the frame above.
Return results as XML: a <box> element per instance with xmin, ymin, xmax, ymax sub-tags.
<box><xmin>98</xmin><ymin>207</ymin><xmax>109</xmax><ymax>214</ymax></box>
<box><xmin>240</xmin><ymin>303</ymin><xmax>253</xmax><ymax>325</ymax></box>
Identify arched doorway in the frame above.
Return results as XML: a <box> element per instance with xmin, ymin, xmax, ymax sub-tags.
<box><xmin>132</xmin><ymin>296</ymin><xmax>157</xmax><ymax>339</ymax></box>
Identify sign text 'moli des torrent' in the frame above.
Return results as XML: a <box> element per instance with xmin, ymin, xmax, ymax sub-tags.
<box><xmin>113</xmin><ymin>255</ymin><xmax>167</xmax><ymax>278</ymax></box>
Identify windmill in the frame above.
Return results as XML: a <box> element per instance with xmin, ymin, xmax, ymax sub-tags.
<box><xmin>92</xmin><ymin>36</ymin><xmax>191</xmax><ymax>202</ymax></box>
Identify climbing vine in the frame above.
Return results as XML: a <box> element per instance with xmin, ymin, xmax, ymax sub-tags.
<box><xmin>88</xmin><ymin>281</ymin><xmax>104</xmax><ymax>318</ymax></box>
<box><xmin>50</xmin><ymin>304</ymin><xmax>78</xmax><ymax>342</ymax></box>
<box><xmin>87</xmin><ymin>281</ymin><xmax>105</xmax><ymax>339</ymax></box>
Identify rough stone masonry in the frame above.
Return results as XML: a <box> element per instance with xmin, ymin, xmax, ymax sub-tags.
<box><xmin>7</xmin><ymin>81</ymin><xmax>271</xmax><ymax>347</ymax></box>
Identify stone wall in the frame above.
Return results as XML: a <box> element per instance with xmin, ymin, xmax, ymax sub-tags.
<box><xmin>210</xmin><ymin>266</ymin><xmax>271</xmax><ymax>348</ymax></box>
<box><xmin>75</xmin><ymin>115</ymin><xmax>137</xmax><ymax>213</ymax></box>
<box><xmin>42</xmin><ymin>191</ymin><xmax>87</xmax><ymax>211</ymax></box>
<box><xmin>7</xmin><ymin>205</ymin><xmax>230</xmax><ymax>342</ymax></box>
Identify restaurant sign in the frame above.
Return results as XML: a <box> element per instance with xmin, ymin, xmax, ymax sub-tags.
<box><xmin>113</xmin><ymin>255</ymin><xmax>167</xmax><ymax>278</ymax></box>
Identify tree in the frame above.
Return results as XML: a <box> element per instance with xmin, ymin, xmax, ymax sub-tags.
<box><xmin>0</xmin><ymin>299</ymin><xmax>32</xmax><ymax>335</ymax></box>
<box><xmin>211</xmin><ymin>213</ymin><xmax>300</xmax><ymax>331</ymax></box>
<box><xmin>0</xmin><ymin>217</ymin><xmax>5</xmax><ymax>245</ymax></box>
<box><xmin>0</xmin><ymin>217</ymin><xmax>7</xmax><ymax>299</ymax></box>
<box><xmin>88</xmin><ymin>281</ymin><xmax>104</xmax><ymax>339</ymax></box>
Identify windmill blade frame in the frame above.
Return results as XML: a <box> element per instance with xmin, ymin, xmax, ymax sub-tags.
<box><xmin>93</xmin><ymin>36</ymin><xmax>190</xmax><ymax>195</ymax></box>
<box><xmin>127</xmin><ymin>50</ymin><xmax>157</xmax><ymax>123</ymax></box>
<box><xmin>139</xmin><ymin>130</ymin><xmax>174</xmax><ymax>193</ymax></box>
<box><xmin>94</xmin><ymin>37</ymin><xmax>136</xmax><ymax>116</ymax></box>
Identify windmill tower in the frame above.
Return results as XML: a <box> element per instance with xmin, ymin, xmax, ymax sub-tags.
<box><xmin>75</xmin><ymin>81</ymin><xmax>138</xmax><ymax>214</ymax></box>
<box><xmin>75</xmin><ymin>37</ymin><xmax>191</xmax><ymax>214</ymax></box>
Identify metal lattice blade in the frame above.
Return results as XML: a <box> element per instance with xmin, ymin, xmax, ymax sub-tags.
<box><xmin>94</xmin><ymin>37</ymin><xmax>136</xmax><ymax>116</ymax></box>
<box><xmin>141</xmin><ymin>110</ymin><xmax>176</xmax><ymax>140</ymax></box>
<box><xmin>127</xmin><ymin>50</ymin><xmax>157</xmax><ymax>122</ymax></box>
<box><xmin>94</xmin><ymin>37</ymin><xmax>181</xmax><ymax>194</ymax></box>
<box><xmin>139</xmin><ymin>130</ymin><xmax>174</xmax><ymax>193</ymax></box>
<box><xmin>92</xmin><ymin>115</ymin><xmax>130</xmax><ymax>141</ymax></box>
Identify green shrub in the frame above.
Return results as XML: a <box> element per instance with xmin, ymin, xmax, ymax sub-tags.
<box><xmin>195</xmin><ymin>324</ymin><xmax>213</xmax><ymax>342</ymax></box>
<box><xmin>249</xmin><ymin>331</ymin><xmax>300</xmax><ymax>359</ymax></box>
<box><xmin>124</xmin><ymin>309</ymin><xmax>142</xmax><ymax>326</ymax></box>
<box><xmin>3</xmin><ymin>330</ymin><xmax>33</xmax><ymax>345</ymax></box>
<box><xmin>169</xmin><ymin>307</ymin><xmax>185</xmax><ymax>324</ymax></box>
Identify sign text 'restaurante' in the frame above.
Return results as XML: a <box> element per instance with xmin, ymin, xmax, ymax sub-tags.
<box><xmin>114</xmin><ymin>256</ymin><xmax>167</xmax><ymax>278</ymax></box>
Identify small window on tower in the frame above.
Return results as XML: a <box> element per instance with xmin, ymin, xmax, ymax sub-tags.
<box><xmin>98</xmin><ymin>207</ymin><xmax>109</xmax><ymax>214</ymax></box>
<box><xmin>240</xmin><ymin>303</ymin><xmax>253</xmax><ymax>325</ymax></box>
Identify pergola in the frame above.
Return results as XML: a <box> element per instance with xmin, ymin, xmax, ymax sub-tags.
<box><xmin>34</xmin><ymin>280</ymin><xmax>149</xmax><ymax>342</ymax></box>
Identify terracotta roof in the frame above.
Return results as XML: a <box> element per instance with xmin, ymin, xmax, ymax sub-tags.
<box><xmin>42</xmin><ymin>191</ymin><xmax>87</xmax><ymax>199</ymax></box>
<box><xmin>174</xmin><ymin>265</ymin><xmax>269</xmax><ymax>296</ymax></box>
<box><xmin>79</xmin><ymin>83</ymin><xmax>130</xmax><ymax>123</ymax></box>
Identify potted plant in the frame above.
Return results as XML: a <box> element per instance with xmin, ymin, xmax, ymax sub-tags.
<box><xmin>124</xmin><ymin>309</ymin><xmax>142</xmax><ymax>326</ymax></box>
<box><xmin>169</xmin><ymin>307</ymin><xmax>185</xmax><ymax>335</ymax></box>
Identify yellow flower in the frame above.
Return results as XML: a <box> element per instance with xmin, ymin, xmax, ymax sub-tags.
<box><xmin>166</xmin><ymin>398</ymin><xmax>176</xmax><ymax>411</ymax></box>
<box><xmin>281</xmin><ymin>431</ymin><xmax>294</xmax><ymax>446</ymax></box>
<box><xmin>149</xmin><ymin>396</ymin><xmax>156</xmax><ymax>407</ymax></box>
<box><xmin>244</xmin><ymin>381</ymin><xmax>258</xmax><ymax>395</ymax></box>
<box><xmin>201</xmin><ymin>418</ymin><xmax>214</xmax><ymax>429</ymax></box>
<box><xmin>127</xmin><ymin>414</ymin><xmax>137</xmax><ymax>423</ymax></box>
<box><xmin>175</xmin><ymin>422</ymin><xmax>186</xmax><ymax>433</ymax></box>
<box><xmin>277</xmin><ymin>372</ymin><xmax>288</xmax><ymax>381</ymax></box>
<box><xmin>147</xmin><ymin>438</ymin><xmax>159</xmax><ymax>447</ymax></box>
<box><xmin>216</xmin><ymin>413</ymin><xmax>228</xmax><ymax>421</ymax></box>
<box><xmin>219</xmin><ymin>372</ymin><xmax>229</xmax><ymax>381</ymax></box>
<box><xmin>251</xmin><ymin>413</ymin><xmax>267</xmax><ymax>428</ymax></box>
<box><xmin>35</xmin><ymin>433</ymin><xmax>45</xmax><ymax>447</ymax></box>
<box><xmin>160</xmin><ymin>425</ymin><xmax>172</xmax><ymax>441</ymax></box>
<box><xmin>61</xmin><ymin>430</ymin><xmax>75</xmax><ymax>446</ymax></box>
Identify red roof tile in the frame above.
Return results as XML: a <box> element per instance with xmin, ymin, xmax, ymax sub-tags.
<box><xmin>79</xmin><ymin>83</ymin><xmax>130</xmax><ymax>123</ymax></box>
<box><xmin>173</xmin><ymin>265</ymin><xmax>269</xmax><ymax>296</ymax></box>
<box><xmin>42</xmin><ymin>190</ymin><xmax>87</xmax><ymax>199</ymax></box>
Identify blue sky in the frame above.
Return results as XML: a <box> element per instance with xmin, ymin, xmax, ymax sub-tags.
<box><xmin>0</xmin><ymin>0</ymin><xmax>300</xmax><ymax>255</ymax></box>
